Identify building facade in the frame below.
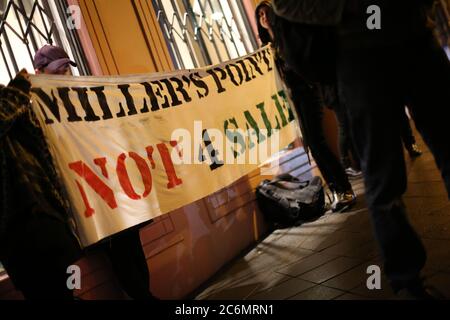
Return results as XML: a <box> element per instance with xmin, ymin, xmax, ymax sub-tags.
<box><xmin>0</xmin><ymin>0</ymin><xmax>317</xmax><ymax>299</ymax></box>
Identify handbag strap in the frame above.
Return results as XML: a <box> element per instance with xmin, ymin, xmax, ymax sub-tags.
<box><xmin>266</xmin><ymin>173</ymin><xmax>309</xmax><ymax>189</ymax></box>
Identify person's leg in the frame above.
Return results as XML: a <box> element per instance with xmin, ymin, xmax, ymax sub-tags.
<box><xmin>400</xmin><ymin>109</ymin><xmax>416</xmax><ymax>147</ymax></box>
<box><xmin>405</xmin><ymin>35</ymin><xmax>450</xmax><ymax>196</ymax></box>
<box><xmin>104</xmin><ymin>228</ymin><xmax>155</xmax><ymax>300</ymax></box>
<box><xmin>2</xmin><ymin>215</ymin><xmax>79</xmax><ymax>300</ymax></box>
<box><xmin>337</xmin><ymin>44</ymin><xmax>427</xmax><ymax>292</ymax></box>
<box><xmin>328</xmin><ymin>84</ymin><xmax>362</xmax><ymax>172</ymax></box>
<box><xmin>291</xmin><ymin>83</ymin><xmax>355</xmax><ymax>212</ymax></box>
<box><xmin>400</xmin><ymin>108</ymin><xmax>422</xmax><ymax>157</ymax></box>
<box><xmin>297</xmin><ymin>84</ymin><xmax>353</xmax><ymax>194</ymax></box>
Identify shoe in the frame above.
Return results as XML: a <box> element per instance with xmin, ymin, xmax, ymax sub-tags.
<box><xmin>345</xmin><ymin>167</ymin><xmax>363</xmax><ymax>178</ymax></box>
<box><xmin>407</xmin><ymin>144</ymin><xmax>422</xmax><ymax>158</ymax></box>
<box><xmin>331</xmin><ymin>190</ymin><xmax>356</xmax><ymax>213</ymax></box>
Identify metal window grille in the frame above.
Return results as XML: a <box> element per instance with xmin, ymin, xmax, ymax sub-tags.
<box><xmin>0</xmin><ymin>0</ymin><xmax>89</xmax><ymax>84</ymax></box>
<box><xmin>152</xmin><ymin>0</ymin><xmax>257</xmax><ymax>69</ymax></box>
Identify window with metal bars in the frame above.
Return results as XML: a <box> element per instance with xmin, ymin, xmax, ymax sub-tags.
<box><xmin>152</xmin><ymin>0</ymin><xmax>257</xmax><ymax>69</ymax></box>
<box><xmin>0</xmin><ymin>0</ymin><xmax>90</xmax><ymax>85</ymax></box>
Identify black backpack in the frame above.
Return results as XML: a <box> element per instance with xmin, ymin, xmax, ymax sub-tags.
<box><xmin>256</xmin><ymin>174</ymin><xmax>326</xmax><ymax>227</ymax></box>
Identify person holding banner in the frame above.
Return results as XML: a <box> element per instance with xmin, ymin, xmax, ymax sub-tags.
<box><xmin>0</xmin><ymin>69</ymin><xmax>82</xmax><ymax>300</ymax></box>
<box><xmin>33</xmin><ymin>45</ymin><xmax>157</xmax><ymax>300</ymax></box>
<box><xmin>256</xmin><ymin>1</ymin><xmax>357</xmax><ymax>212</ymax></box>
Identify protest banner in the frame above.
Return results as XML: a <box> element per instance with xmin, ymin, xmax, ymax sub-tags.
<box><xmin>30</xmin><ymin>46</ymin><xmax>299</xmax><ymax>246</ymax></box>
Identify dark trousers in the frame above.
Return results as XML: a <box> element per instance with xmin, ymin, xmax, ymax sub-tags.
<box><xmin>288</xmin><ymin>78</ymin><xmax>352</xmax><ymax>193</ymax></box>
<box><xmin>322</xmin><ymin>84</ymin><xmax>361</xmax><ymax>170</ymax></box>
<box><xmin>1</xmin><ymin>215</ymin><xmax>82</xmax><ymax>300</ymax></box>
<box><xmin>100</xmin><ymin>227</ymin><xmax>155</xmax><ymax>300</ymax></box>
<box><xmin>400</xmin><ymin>109</ymin><xmax>417</xmax><ymax>148</ymax></box>
<box><xmin>337</xmin><ymin>32</ymin><xmax>450</xmax><ymax>291</ymax></box>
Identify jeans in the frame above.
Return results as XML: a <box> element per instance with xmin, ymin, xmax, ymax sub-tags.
<box><xmin>337</xmin><ymin>31</ymin><xmax>450</xmax><ymax>291</ymax></box>
<box><xmin>321</xmin><ymin>84</ymin><xmax>361</xmax><ymax>170</ymax></box>
<box><xmin>284</xmin><ymin>71</ymin><xmax>352</xmax><ymax>193</ymax></box>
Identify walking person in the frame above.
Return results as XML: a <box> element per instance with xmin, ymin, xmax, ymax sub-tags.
<box><xmin>273</xmin><ymin>0</ymin><xmax>450</xmax><ymax>298</ymax></box>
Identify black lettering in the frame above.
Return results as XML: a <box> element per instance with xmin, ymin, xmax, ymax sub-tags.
<box><xmin>151</xmin><ymin>80</ymin><xmax>171</xmax><ymax>109</ymax></box>
<box><xmin>245</xmin><ymin>55</ymin><xmax>264</xmax><ymax>77</ymax></box>
<box><xmin>226</xmin><ymin>63</ymin><xmax>244</xmax><ymax>86</ymax></box>
<box><xmin>189</xmin><ymin>73</ymin><xmax>209</xmax><ymax>98</ymax></box>
<box><xmin>224</xmin><ymin>118</ymin><xmax>246</xmax><ymax>158</ymax></box>
<box><xmin>206</xmin><ymin>68</ymin><xmax>227</xmax><ymax>94</ymax></box>
<box><xmin>200</xmin><ymin>129</ymin><xmax>224</xmax><ymax>171</ymax></box>
<box><xmin>72</xmin><ymin>87</ymin><xmax>101</xmax><ymax>122</ymax></box>
<box><xmin>56</xmin><ymin>88</ymin><xmax>82</xmax><ymax>122</ymax></box>
<box><xmin>170</xmin><ymin>77</ymin><xmax>192</xmax><ymax>104</ymax></box>
<box><xmin>90</xmin><ymin>86</ymin><xmax>113</xmax><ymax>120</ymax></box>
<box><xmin>236</xmin><ymin>60</ymin><xmax>252</xmax><ymax>83</ymax></box>
<box><xmin>160</xmin><ymin>79</ymin><xmax>183</xmax><ymax>107</ymax></box>
<box><xmin>116</xmin><ymin>84</ymin><xmax>138</xmax><ymax>118</ymax></box>
<box><xmin>31</xmin><ymin>88</ymin><xmax>61</xmax><ymax>124</ymax></box>
<box><xmin>140</xmin><ymin>82</ymin><xmax>160</xmax><ymax>112</ymax></box>
<box><xmin>260</xmin><ymin>48</ymin><xmax>273</xmax><ymax>72</ymax></box>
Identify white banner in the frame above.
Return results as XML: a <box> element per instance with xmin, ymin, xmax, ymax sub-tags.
<box><xmin>29</xmin><ymin>46</ymin><xmax>298</xmax><ymax>246</ymax></box>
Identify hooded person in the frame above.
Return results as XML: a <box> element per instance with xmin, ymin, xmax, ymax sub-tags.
<box><xmin>0</xmin><ymin>69</ymin><xmax>82</xmax><ymax>300</ymax></box>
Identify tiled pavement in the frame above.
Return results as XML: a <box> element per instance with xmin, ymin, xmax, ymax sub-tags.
<box><xmin>195</xmin><ymin>131</ymin><xmax>450</xmax><ymax>300</ymax></box>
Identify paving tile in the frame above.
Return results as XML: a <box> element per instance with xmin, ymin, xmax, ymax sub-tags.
<box><xmin>227</xmin><ymin>270</ymin><xmax>292</xmax><ymax>297</ymax></box>
<box><xmin>426</xmin><ymin>272</ymin><xmax>450</xmax><ymax>298</ymax></box>
<box><xmin>258</xmin><ymin>240</ymin><xmax>317</xmax><ymax>265</ymax></box>
<box><xmin>350</xmin><ymin>276</ymin><xmax>396</xmax><ymax>300</ymax></box>
<box><xmin>404</xmin><ymin>181</ymin><xmax>448</xmax><ymax>198</ymax></box>
<box><xmin>422</xmin><ymin>238</ymin><xmax>450</xmax><ymax>271</ymax></box>
<box><xmin>297</xmin><ymin>257</ymin><xmax>363</xmax><ymax>284</ymax></box>
<box><xmin>195</xmin><ymin>132</ymin><xmax>449</xmax><ymax>300</ymax></box>
<box><xmin>275</xmin><ymin>252</ymin><xmax>338</xmax><ymax>277</ymax></box>
<box><xmin>322</xmin><ymin>261</ymin><xmax>376</xmax><ymax>291</ymax></box>
<box><xmin>333</xmin><ymin>292</ymin><xmax>372</xmax><ymax>300</ymax></box>
<box><xmin>288</xmin><ymin>285</ymin><xmax>344</xmax><ymax>300</ymax></box>
<box><xmin>318</xmin><ymin>233</ymin><xmax>374</xmax><ymax>258</ymax></box>
<box><xmin>205</xmin><ymin>284</ymin><xmax>261</xmax><ymax>300</ymax></box>
<box><xmin>298</xmin><ymin>229</ymin><xmax>349</xmax><ymax>252</ymax></box>
<box><xmin>247</xmin><ymin>278</ymin><xmax>316</xmax><ymax>300</ymax></box>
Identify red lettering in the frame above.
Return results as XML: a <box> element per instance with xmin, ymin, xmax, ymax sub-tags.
<box><xmin>157</xmin><ymin>143</ymin><xmax>183</xmax><ymax>189</ymax></box>
<box><xmin>68</xmin><ymin>160</ymin><xmax>118</xmax><ymax>216</ymax></box>
<box><xmin>94</xmin><ymin>157</ymin><xmax>108</xmax><ymax>178</ymax></box>
<box><xmin>116</xmin><ymin>152</ymin><xmax>152</xmax><ymax>200</ymax></box>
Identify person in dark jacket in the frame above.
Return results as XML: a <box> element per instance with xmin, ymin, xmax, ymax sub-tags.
<box><xmin>256</xmin><ymin>1</ymin><xmax>357</xmax><ymax>212</ymax></box>
<box><xmin>0</xmin><ymin>69</ymin><xmax>82</xmax><ymax>300</ymax></box>
<box><xmin>33</xmin><ymin>45</ymin><xmax>157</xmax><ymax>300</ymax></box>
<box><xmin>273</xmin><ymin>0</ymin><xmax>449</xmax><ymax>299</ymax></box>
